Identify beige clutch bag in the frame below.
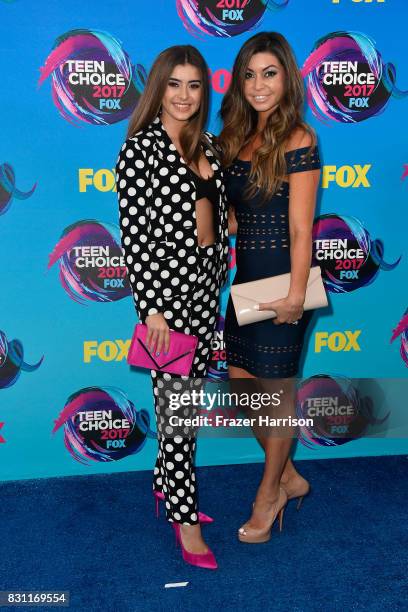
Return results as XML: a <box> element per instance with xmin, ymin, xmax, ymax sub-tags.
<box><xmin>230</xmin><ymin>266</ymin><xmax>328</xmax><ymax>326</ymax></box>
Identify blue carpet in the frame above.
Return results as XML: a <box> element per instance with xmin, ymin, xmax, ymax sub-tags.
<box><xmin>0</xmin><ymin>455</ymin><xmax>407</xmax><ymax>612</ymax></box>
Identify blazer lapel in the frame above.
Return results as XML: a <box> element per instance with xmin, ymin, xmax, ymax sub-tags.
<box><xmin>152</xmin><ymin>116</ymin><xmax>222</xmax><ymax>175</ymax></box>
<box><xmin>150</xmin><ymin>116</ymin><xmax>225</xmax><ymax>247</ymax></box>
<box><xmin>151</xmin><ymin>116</ymin><xmax>188</xmax><ymax>169</ymax></box>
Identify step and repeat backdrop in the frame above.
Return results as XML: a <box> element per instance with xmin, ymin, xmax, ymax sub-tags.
<box><xmin>1</xmin><ymin>0</ymin><xmax>407</xmax><ymax>481</ymax></box>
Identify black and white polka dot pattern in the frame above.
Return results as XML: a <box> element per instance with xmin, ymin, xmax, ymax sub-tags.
<box><xmin>152</xmin><ymin>246</ymin><xmax>219</xmax><ymax>525</ymax></box>
<box><xmin>115</xmin><ymin>117</ymin><xmax>229</xmax><ymax>525</ymax></box>
<box><xmin>115</xmin><ymin>116</ymin><xmax>229</xmax><ymax>323</ymax></box>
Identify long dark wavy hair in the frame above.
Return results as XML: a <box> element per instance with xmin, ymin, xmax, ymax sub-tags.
<box><xmin>127</xmin><ymin>45</ymin><xmax>211</xmax><ymax>165</ymax></box>
<box><xmin>218</xmin><ymin>31</ymin><xmax>316</xmax><ymax>199</ymax></box>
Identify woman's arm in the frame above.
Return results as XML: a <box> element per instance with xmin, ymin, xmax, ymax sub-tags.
<box><xmin>257</xmin><ymin>130</ymin><xmax>320</xmax><ymax>324</ymax></box>
<box><xmin>287</xmin><ymin>184</ymin><xmax>320</xmax><ymax>308</ymax></box>
<box><xmin>116</xmin><ymin>138</ymin><xmax>170</xmax><ymax>353</ymax></box>
<box><xmin>115</xmin><ymin>137</ymin><xmax>164</xmax><ymax>323</ymax></box>
<box><xmin>287</xmin><ymin>133</ymin><xmax>320</xmax><ymax>305</ymax></box>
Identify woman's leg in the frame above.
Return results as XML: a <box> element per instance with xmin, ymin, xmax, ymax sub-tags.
<box><xmin>228</xmin><ymin>365</ymin><xmax>302</xmax><ymax>527</ymax></box>
<box><xmin>229</xmin><ymin>365</ymin><xmax>304</xmax><ymax>481</ymax></box>
<box><xmin>151</xmin><ymin>249</ymin><xmax>219</xmax><ymax>553</ymax></box>
<box><xmin>153</xmin><ymin>446</ymin><xmax>163</xmax><ymax>493</ymax></box>
<box><xmin>151</xmin><ymin>361</ymin><xmax>200</xmax><ymax>522</ymax></box>
<box><xmin>158</xmin><ymin>432</ymin><xmax>198</xmax><ymax>523</ymax></box>
<box><xmin>250</xmin><ymin>376</ymin><xmax>296</xmax><ymax>527</ymax></box>
<box><xmin>151</xmin><ymin>350</ymin><xmax>208</xmax><ymax>554</ymax></box>
<box><xmin>176</xmin><ymin>250</ymin><xmax>220</xmax><ymax>552</ymax></box>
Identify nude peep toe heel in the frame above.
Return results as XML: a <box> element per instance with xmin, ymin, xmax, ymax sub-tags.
<box><xmin>238</xmin><ymin>487</ymin><xmax>288</xmax><ymax>544</ymax></box>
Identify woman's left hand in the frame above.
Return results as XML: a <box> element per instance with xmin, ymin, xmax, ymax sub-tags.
<box><xmin>257</xmin><ymin>297</ymin><xmax>304</xmax><ymax>325</ymax></box>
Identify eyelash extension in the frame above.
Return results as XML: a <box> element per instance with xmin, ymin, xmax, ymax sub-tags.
<box><xmin>168</xmin><ymin>81</ymin><xmax>201</xmax><ymax>88</ymax></box>
<box><xmin>245</xmin><ymin>72</ymin><xmax>277</xmax><ymax>79</ymax></box>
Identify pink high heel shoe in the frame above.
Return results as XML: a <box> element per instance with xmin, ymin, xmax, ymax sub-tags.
<box><xmin>153</xmin><ymin>490</ymin><xmax>214</xmax><ymax>524</ymax></box>
<box><xmin>172</xmin><ymin>523</ymin><xmax>218</xmax><ymax>570</ymax></box>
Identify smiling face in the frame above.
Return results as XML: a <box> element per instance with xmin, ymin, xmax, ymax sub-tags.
<box><xmin>161</xmin><ymin>63</ymin><xmax>202</xmax><ymax>124</ymax></box>
<box><xmin>243</xmin><ymin>51</ymin><xmax>286</xmax><ymax>118</ymax></box>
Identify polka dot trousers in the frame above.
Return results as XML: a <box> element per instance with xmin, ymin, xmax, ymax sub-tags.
<box><xmin>151</xmin><ymin>245</ymin><xmax>220</xmax><ymax>525</ymax></box>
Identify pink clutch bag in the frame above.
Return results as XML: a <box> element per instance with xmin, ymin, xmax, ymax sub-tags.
<box><xmin>127</xmin><ymin>323</ymin><xmax>198</xmax><ymax>376</ymax></box>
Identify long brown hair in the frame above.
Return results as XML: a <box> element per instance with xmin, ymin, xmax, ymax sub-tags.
<box><xmin>218</xmin><ymin>31</ymin><xmax>315</xmax><ymax>200</ymax></box>
<box><xmin>127</xmin><ymin>45</ymin><xmax>210</xmax><ymax>165</ymax></box>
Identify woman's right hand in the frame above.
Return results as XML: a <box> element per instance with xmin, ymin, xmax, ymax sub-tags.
<box><xmin>145</xmin><ymin>313</ymin><xmax>170</xmax><ymax>355</ymax></box>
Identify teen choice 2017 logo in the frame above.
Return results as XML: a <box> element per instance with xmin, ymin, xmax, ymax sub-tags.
<box><xmin>0</xmin><ymin>163</ymin><xmax>36</xmax><ymax>216</ymax></box>
<box><xmin>312</xmin><ymin>214</ymin><xmax>401</xmax><ymax>293</ymax></box>
<box><xmin>52</xmin><ymin>386</ymin><xmax>155</xmax><ymax>464</ymax></box>
<box><xmin>390</xmin><ymin>309</ymin><xmax>408</xmax><ymax>367</ymax></box>
<box><xmin>176</xmin><ymin>0</ymin><xmax>289</xmax><ymax>38</ymax></box>
<box><xmin>48</xmin><ymin>219</ymin><xmax>131</xmax><ymax>304</ymax></box>
<box><xmin>302</xmin><ymin>31</ymin><xmax>407</xmax><ymax>123</ymax></box>
<box><xmin>0</xmin><ymin>330</ymin><xmax>43</xmax><ymax>390</ymax></box>
<box><xmin>296</xmin><ymin>375</ymin><xmax>389</xmax><ymax>448</ymax></box>
<box><xmin>208</xmin><ymin>316</ymin><xmax>228</xmax><ymax>381</ymax></box>
<box><xmin>38</xmin><ymin>29</ymin><xmax>146</xmax><ymax>126</ymax></box>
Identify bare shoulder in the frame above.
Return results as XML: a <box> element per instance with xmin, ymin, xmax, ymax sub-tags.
<box><xmin>286</xmin><ymin>126</ymin><xmax>314</xmax><ymax>152</ymax></box>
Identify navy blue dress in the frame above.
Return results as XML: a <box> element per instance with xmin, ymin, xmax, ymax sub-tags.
<box><xmin>224</xmin><ymin>146</ymin><xmax>321</xmax><ymax>378</ymax></box>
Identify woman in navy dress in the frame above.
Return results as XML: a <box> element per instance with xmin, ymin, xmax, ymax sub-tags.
<box><xmin>219</xmin><ymin>32</ymin><xmax>321</xmax><ymax>543</ymax></box>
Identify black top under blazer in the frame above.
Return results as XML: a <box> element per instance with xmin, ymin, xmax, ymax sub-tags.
<box><xmin>115</xmin><ymin>116</ymin><xmax>229</xmax><ymax>323</ymax></box>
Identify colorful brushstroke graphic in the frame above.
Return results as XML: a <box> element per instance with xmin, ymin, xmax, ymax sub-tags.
<box><xmin>390</xmin><ymin>309</ymin><xmax>408</xmax><ymax>367</ymax></box>
<box><xmin>52</xmin><ymin>386</ymin><xmax>155</xmax><ymax>464</ymax></box>
<box><xmin>39</xmin><ymin>29</ymin><xmax>146</xmax><ymax>126</ymax></box>
<box><xmin>176</xmin><ymin>0</ymin><xmax>288</xmax><ymax>38</ymax></box>
<box><xmin>313</xmin><ymin>214</ymin><xmax>401</xmax><ymax>293</ymax></box>
<box><xmin>208</xmin><ymin>315</ymin><xmax>228</xmax><ymax>381</ymax></box>
<box><xmin>0</xmin><ymin>163</ymin><xmax>36</xmax><ymax>216</ymax></box>
<box><xmin>0</xmin><ymin>330</ymin><xmax>44</xmax><ymax>390</ymax></box>
<box><xmin>296</xmin><ymin>375</ymin><xmax>390</xmax><ymax>448</ymax></box>
<box><xmin>48</xmin><ymin>219</ymin><xmax>131</xmax><ymax>304</ymax></box>
<box><xmin>302</xmin><ymin>31</ymin><xmax>407</xmax><ymax>123</ymax></box>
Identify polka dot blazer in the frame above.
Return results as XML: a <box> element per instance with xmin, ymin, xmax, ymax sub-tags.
<box><xmin>115</xmin><ymin>116</ymin><xmax>229</xmax><ymax>323</ymax></box>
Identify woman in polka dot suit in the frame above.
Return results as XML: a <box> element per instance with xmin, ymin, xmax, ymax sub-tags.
<box><xmin>116</xmin><ymin>46</ymin><xmax>228</xmax><ymax>569</ymax></box>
